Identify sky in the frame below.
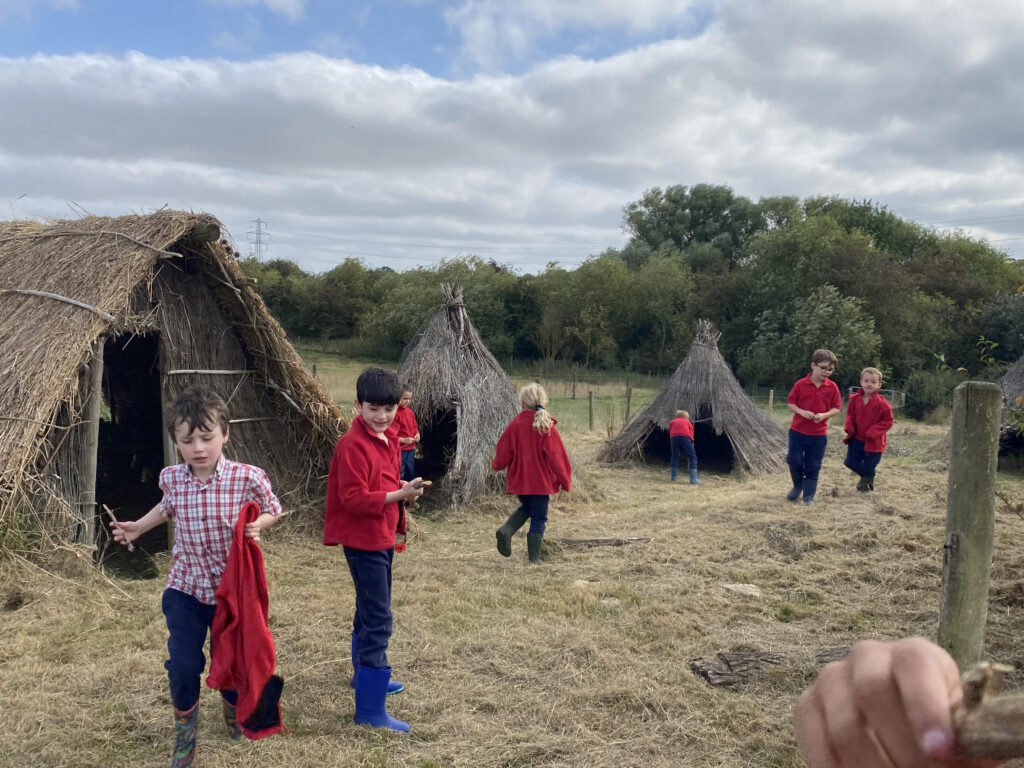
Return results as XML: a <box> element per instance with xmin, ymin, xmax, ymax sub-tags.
<box><xmin>2</xmin><ymin>0</ymin><xmax>1023</xmax><ymax>274</ymax></box>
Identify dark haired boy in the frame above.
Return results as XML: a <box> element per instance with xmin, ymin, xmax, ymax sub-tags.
<box><xmin>323</xmin><ymin>367</ymin><xmax>423</xmax><ymax>732</ymax></box>
<box><xmin>785</xmin><ymin>349</ymin><xmax>842</xmax><ymax>506</ymax></box>
<box><xmin>110</xmin><ymin>386</ymin><xmax>283</xmax><ymax>767</ymax></box>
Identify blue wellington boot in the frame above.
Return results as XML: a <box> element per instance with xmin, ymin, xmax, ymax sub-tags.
<box><xmin>350</xmin><ymin>634</ymin><xmax>403</xmax><ymax>695</ymax></box>
<box><xmin>688</xmin><ymin>468</ymin><xmax>700</xmax><ymax>485</ymax></box>
<box><xmin>353</xmin><ymin>666</ymin><xmax>410</xmax><ymax>732</ymax></box>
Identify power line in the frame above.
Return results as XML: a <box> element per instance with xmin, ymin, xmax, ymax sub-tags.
<box><xmin>248</xmin><ymin>217</ymin><xmax>270</xmax><ymax>260</ymax></box>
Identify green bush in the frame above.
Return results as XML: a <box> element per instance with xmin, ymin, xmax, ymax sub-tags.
<box><xmin>903</xmin><ymin>369</ymin><xmax>962</xmax><ymax>420</ymax></box>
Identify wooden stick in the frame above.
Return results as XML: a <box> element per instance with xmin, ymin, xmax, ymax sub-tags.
<box><xmin>955</xmin><ymin>662</ymin><xmax>1024</xmax><ymax>758</ymax></box>
<box><xmin>102</xmin><ymin>505</ymin><xmax>134</xmax><ymax>552</ymax></box>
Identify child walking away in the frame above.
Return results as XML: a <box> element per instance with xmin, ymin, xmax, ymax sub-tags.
<box><xmin>492</xmin><ymin>384</ymin><xmax>572</xmax><ymax>564</ymax></box>
<box><xmin>843</xmin><ymin>367</ymin><xmax>894</xmax><ymax>492</ymax></box>
<box><xmin>786</xmin><ymin>349</ymin><xmax>842</xmax><ymax>506</ymax></box>
<box><xmin>323</xmin><ymin>367</ymin><xmax>424</xmax><ymax>733</ymax></box>
<box><xmin>395</xmin><ymin>386</ymin><xmax>420</xmax><ymax>482</ymax></box>
<box><xmin>109</xmin><ymin>386</ymin><xmax>284</xmax><ymax>767</ymax></box>
<box><xmin>668</xmin><ymin>409</ymin><xmax>699</xmax><ymax>484</ymax></box>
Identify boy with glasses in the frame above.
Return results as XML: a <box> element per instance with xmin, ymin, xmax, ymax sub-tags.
<box><xmin>785</xmin><ymin>349</ymin><xmax>841</xmax><ymax>505</ymax></box>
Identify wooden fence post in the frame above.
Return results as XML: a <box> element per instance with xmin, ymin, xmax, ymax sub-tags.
<box><xmin>937</xmin><ymin>381</ymin><xmax>1003</xmax><ymax>669</ymax></box>
<box><xmin>624</xmin><ymin>386</ymin><xmax>632</xmax><ymax>425</ymax></box>
<box><xmin>768</xmin><ymin>389</ymin><xmax>774</xmax><ymax>413</ymax></box>
<box><xmin>572</xmin><ymin>372</ymin><xmax>576</xmax><ymax>400</ymax></box>
<box><xmin>588</xmin><ymin>390</ymin><xmax>594</xmax><ymax>431</ymax></box>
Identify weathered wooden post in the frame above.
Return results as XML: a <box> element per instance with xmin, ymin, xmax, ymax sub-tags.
<box><xmin>588</xmin><ymin>390</ymin><xmax>594</xmax><ymax>431</ymax></box>
<box><xmin>768</xmin><ymin>389</ymin><xmax>774</xmax><ymax>413</ymax></box>
<box><xmin>938</xmin><ymin>381</ymin><xmax>1003</xmax><ymax>669</ymax></box>
<box><xmin>78</xmin><ymin>340</ymin><xmax>104</xmax><ymax>548</ymax></box>
<box><xmin>624</xmin><ymin>386</ymin><xmax>632</xmax><ymax>425</ymax></box>
<box><xmin>572</xmin><ymin>372</ymin><xmax>576</xmax><ymax>400</ymax></box>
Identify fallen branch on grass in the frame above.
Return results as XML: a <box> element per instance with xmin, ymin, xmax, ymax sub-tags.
<box><xmin>553</xmin><ymin>537</ymin><xmax>651</xmax><ymax>548</ymax></box>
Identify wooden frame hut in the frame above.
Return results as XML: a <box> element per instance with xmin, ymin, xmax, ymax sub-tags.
<box><xmin>0</xmin><ymin>211</ymin><xmax>345</xmax><ymax>554</ymax></box>
<box><xmin>598</xmin><ymin>320</ymin><xmax>787</xmax><ymax>474</ymax></box>
<box><xmin>398</xmin><ymin>283</ymin><xmax>518</xmax><ymax>506</ymax></box>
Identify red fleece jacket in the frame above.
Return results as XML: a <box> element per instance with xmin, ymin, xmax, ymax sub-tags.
<box><xmin>207</xmin><ymin>501</ymin><xmax>283</xmax><ymax>740</ymax></box>
<box><xmin>492</xmin><ymin>410</ymin><xmax>572</xmax><ymax>495</ymax></box>
<box><xmin>844</xmin><ymin>390</ymin><xmax>894</xmax><ymax>453</ymax></box>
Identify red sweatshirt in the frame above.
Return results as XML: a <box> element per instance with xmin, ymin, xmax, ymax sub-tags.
<box><xmin>207</xmin><ymin>501</ymin><xmax>283</xmax><ymax>740</ymax></box>
<box><xmin>491</xmin><ymin>410</ymin><xmax>572</xmax><ymax>495</ymax></box>
<box><xmin>394</xmin><ymin>405</ymin><xmax>418</xmax><ymax>453</ymax></box>
<box><xmin>844</xmin><ymin>390</ymin><xmax>894</xmax><ymax>453</ymax></box>
<box><xmin>323</xmin><ymin>416</ymin><xmax>401</xmax><ymax>550</ymax></box>
<box><xmin>787</xmin><ymin>374</ymin><xmax>842</xmax><ymax>436</ymax></box>
<box><xmin>669</xmin><ymin>417</ymin><xmax>694</xmax><ymax>439</ymax></box>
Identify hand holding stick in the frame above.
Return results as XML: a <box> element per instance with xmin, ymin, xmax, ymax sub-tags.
<box><xmin>103</xmin><ymin>504</ymin><xmax>135</xmax><ymax>552</ymax></box>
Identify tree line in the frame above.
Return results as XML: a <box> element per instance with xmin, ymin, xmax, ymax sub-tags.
<box><xmin>240</xmin><ymin>184</ymin><xmax>1024</xmax><ymax>415</ymax></box>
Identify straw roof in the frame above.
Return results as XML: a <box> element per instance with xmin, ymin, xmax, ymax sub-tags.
<box><xmin>1002</xmin><ymin>355</ymin><xmax>1024</xmax><ymax>413</ymax></box>
<box><xmin>598</xmin><ymin>320</ymin><xmax>788</xmax><ymax>474</ymax></box>
<box><xmin>398</xmin><ymin>283</ymin><xmax>518</xmax><ymax>506</ymax></box>
<box><xmin>0</xmin><ymin>210</ymin><xmax>345</xmax><ymax>551</ymax></box>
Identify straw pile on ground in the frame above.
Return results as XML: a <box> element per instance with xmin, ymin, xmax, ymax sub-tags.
<box><xmin>398</xmin><ymin>283</ymin><xmax>518</xmax><ymax>507</ymax></box>
<box><xmin>598</xmin><ymin>320</ymin><xmax>787</xmax><ymax>474</ymax></box>
<box><xmin>0</xmin><ymin>210</ymin><xmax>345</xmax><ymax>554</ymax></box>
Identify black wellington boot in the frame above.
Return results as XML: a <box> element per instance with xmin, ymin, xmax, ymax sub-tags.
<box><xmin>496</xmin><ymin>508</ymin><xmax>529</xmax><ymax>557</ymax></box>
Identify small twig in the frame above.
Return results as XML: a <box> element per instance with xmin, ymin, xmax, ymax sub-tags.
<box><xmin>102</xmin><ymin>505</ymin><xmax>134</xmax><ymax>552</ymax></box>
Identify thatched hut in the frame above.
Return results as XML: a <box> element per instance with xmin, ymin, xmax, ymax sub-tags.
<box><xmin>598</xmin><ymin>321</ymin><xmax>787</xmax><ymax>474</ymax></box>
<box><xmin>999</xmin><ymin>355</ymin><xmax>1024</xmax><ymax>455</ymax></box>
<box><xmin>398</xmin><ymin>283</ymin><xmax>518</xmax><ymax>506</ymax></box>
<box><xmin>0</xmin><ymin>211</ymin><xmax>345</xmax><ymax>555</ymax></box>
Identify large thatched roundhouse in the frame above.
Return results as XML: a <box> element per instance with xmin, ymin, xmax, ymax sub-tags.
<box><xmin>398</xmin><ymin>283</ymin><xmax>518</xmax><ymax>507</ymax></box>
<box><xmin>0</xmin><ymin>211</ymin><xmax>346</xmax><ymax>554</ymax></box>
<box><xmin>598</xmin><ymin>321</ymin><xmax>787</xmax><ymax>474</ymax></box>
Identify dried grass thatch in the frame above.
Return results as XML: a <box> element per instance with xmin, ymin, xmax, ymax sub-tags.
<box><xmin>398</xmin><ymin>283</ymin><xmax>518</xmax><ymax>506</ymax></box>
<box><xmin>0</xmin><ymin>210</ymin><xmax>346</xmax><ymax>554</ymax></box>
<box><xmin>1002</xmin><ymin>355</ymin><xmax>1024</xmax><ymax>414</ymax></box>
<box><xmin>598</xmin><ymin>320</ymin><xmax>787</xmax><ymax>474</ymax></box>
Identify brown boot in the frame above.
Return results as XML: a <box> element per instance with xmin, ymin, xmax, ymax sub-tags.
<box><xmin>170</xmin><ymin>702</ymin><xmax>198</xmax><ymax>767</ymax></box>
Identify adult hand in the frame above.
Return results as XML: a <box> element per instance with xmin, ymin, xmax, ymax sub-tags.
<box><xmin>795</xmin><ymin>637</ymin><xmax>1003</xmax><ymax>768</ymax></box>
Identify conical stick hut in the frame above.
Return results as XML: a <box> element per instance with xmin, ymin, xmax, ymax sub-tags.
<box><xmin>598</xmin><ymin>320</ymin><xmax>787</xmax><ymax>474</ymax></box>
<box><xmin>0</xmin><ymin>211</ymin><xmax>346</xmax><ymax>555</ymax></box>
<box><xmin>398</xmin><ymin>283</ymin><xmax>518</xmax><ymax>506</ymax></box>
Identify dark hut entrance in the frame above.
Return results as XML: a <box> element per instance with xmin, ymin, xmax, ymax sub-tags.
<box><xmin>639</xmin><ymin>422</ymin><xmax>737</xmax><ymax>473</ymax></box>
<box><xmin>96</xmin><ymin>334</ymin><xmax>167</xmax><ymax>576</ymax></box>
<box><xmin>416</xmin><ymin>407</ymin><xmax>457</xmax><ymax>483</ymax></box>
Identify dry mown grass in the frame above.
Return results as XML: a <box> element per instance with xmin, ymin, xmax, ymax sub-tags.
<box><xmin>3</xmin><ymin>423</ymin><xmax>1024</xmax><ymax>767</ymax></box>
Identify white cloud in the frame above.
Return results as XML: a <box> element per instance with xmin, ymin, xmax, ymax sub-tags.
<box><xmin>2</xmin><ymin>0</ymin><xmax>1024</xmax><ymax>270</ymax></box>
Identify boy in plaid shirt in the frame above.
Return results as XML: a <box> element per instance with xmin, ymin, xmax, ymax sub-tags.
<box><xmin>110</xmin><ymin>386</ymin><xmax>283</xmax><ymax>767</ymax></box>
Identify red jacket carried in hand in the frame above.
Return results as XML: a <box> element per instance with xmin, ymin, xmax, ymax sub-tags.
<box><xmin>323</xmin><ymin>416</ymin><xmax>402</xmax><ymax>550</ymax></box>
<box><xmin>492</xmin><ymin>410</ymin><xmax>572</xmax><ymax>495</ymax></box>
<box><xmin>844</xmin><ymin>390</ymin><xmax>894</xmax><ymax>453</ymax></box>
<box><xmin>207</xmin><ymin>501</ymin><xmax>284</xmax><ymax>740</ymax></box>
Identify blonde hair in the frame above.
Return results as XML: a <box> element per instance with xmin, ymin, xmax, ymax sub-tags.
<box><xmin>520</xmin><ymin>383</ymin><xmax>554</xmax><ymax>433</ymax></box>
<box><xmin>861</xmin><ymin>366</ymin><xmax>883</xmax><ymax>384</ymax></box>
<box><xmin>676</xmin><ymin>409</ymin><xmax>689</xmax><ymax>419</ymax></box>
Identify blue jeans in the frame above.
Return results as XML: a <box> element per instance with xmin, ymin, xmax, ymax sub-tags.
<box><xmin>787</xmin><ymin>429</ymin><xmax>827</xmax><ymax>501</ymax></box>
<box><xmin>670</xmin><ymin>436</ymin><xmax>697</xmax><ymax>480</ymax></box>
<box><xmin>844</xmin><ymin>438</ymin><xmax>883</xmax><ymax>479</ymax></box>
<box><xmin>162</xmin><ymin>588</ymin><xmax>237</xmax><ymax>710</ymax></box>
<box><xmin>400</xmin><ymin>450</ymin><xmax>416</xmax><ymax>482</ymax></box>
<box><xmin>343</xmin><ymin>547</ymin><xmax>394</xmax><ymax>669</ymax></box>
<box><xmin>518</xmin><ymin>494</ymin><xmax>550</xmax><ymax>535</ymax></box>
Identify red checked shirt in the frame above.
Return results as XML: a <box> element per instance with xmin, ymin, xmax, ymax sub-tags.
<box><xmin>159</xmin><ymin>457</ymin><xmax>282</xmax><ymax>604</ymax></box>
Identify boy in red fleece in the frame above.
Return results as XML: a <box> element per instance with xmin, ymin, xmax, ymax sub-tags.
<box><xmin>492</xmin><ymin>383</ymin><xmax>572</xmax><ymax>564</ymax></box>
<box><xmin>323</xmin><ymin>367</ymin><xmax>423</xmax><ymax>732</ymax></box>
<box><xmin>109</xmin><ymin>386</ymin><xmax>283</xmax><ymax>767</ymax></box>
<box><xmin>843</xmin><ymin>366</ymin><xmax>894</xmax><ymax>492</ymax></box>
<box><xmin>786</xmin><ymin>349</ymin><xmax>842</xmax><ymax>506</ymax></box>
<box><xmin>394</xmin><ymin>386</ymin><xmax>420</xmax><ymax>482</ymax></box>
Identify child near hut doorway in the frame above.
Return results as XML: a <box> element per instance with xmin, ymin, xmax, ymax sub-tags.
<box><xmin>785</xmin><ymin>349</ymin><xmax>842</xmax><ymax>506</ymax></box>
<box><xmin>109</xmin><ymin>386</ymin><xmax>284</xmax><ymax>767</ymax></box>
<box><xmin>843</xmin><ymin>367</ymin><xmax>894</xmax><ymax>492</ymax></box>
<box><xmin>323</xmin><ymin>367</ymin><xmax>424</xmax><ymax>732</ymax></box>
<box><xmin>492</xmin><ymin>384</ymin><xmax>572</xmax><ymax>564</ymax></box>
<box><xmin>669</xmin><ymin>409</ymin><xmax>699</xmax><ymax>484</ymax></box>
<box><xmin>395</xmin><ymin>386</ymin><xmax>420</xmax><ymax>482</ymax></box>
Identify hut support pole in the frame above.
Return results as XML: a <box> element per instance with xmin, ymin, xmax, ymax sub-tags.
<box><xmin>159</xmin><ymin>340</ymin><xmax>177</xmax><ymax>550</ymax></box>
<box><xmin>938</xmin><ymin>381</ymin><xmax>1003</xmax><ymax>669</ymax></box>
<box><xmin>79</xmin><ymin>340</ymin><xmax>104</xmax><ymax>548</ymax></box>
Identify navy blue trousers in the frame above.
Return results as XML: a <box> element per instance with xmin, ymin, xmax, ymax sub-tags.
<box><xmin>343</xmin><ymin>546</ymin><xmax>394</xmax><ymax>670</ymax></box>
<box><xmin>518</xmin><ymin>494</ymin><xmax>550</xmax><ymax>535</ymax></box>
<box><xmin>162</xmin><ymin>588</ymin><xmax>237</xmax><ymax>711</ymax></box>
<box><xmin>844</xmin><ymin>438</ymin><xmax>883</xmax><ymax>479</ymax></box>
<box><xmin>670</xmin><ymin>436</ymin><xmax>697</xmax><ymax>480</ymax></box>
<box><xmin>400</xmin><ymin>450</ymin><xmax>416</xmax><ymax>482</ymax></box>
<box><xmin>787</xmin><ymin>429</ymin><xmax>828</xmax><ymax>501</ymax></box>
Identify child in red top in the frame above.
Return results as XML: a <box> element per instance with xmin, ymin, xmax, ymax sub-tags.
<box><xmin>843</xmin><ymin>366</ymin><xmax>894</xmax><ymax>492</ymax></box>
<box><xmin>668</xmin><ymin>409</ymin><xmax>699</xmax><ymax>484</ymax></box>
<box><xmin>786</xmin><ymin>349</ymin><xmax>842</xmax><ymax>506</ymax></box>
<box><xmin>323</xmin><ymin>367</ymin><xmax>423</xmax><ymax>732</ymax></box>
<box><xmin>394</xmin><ymin>386</ymin><xmax>420</xmax><ymax>482</ymax></box>
<box><xmin>109</xmin><ymin>386</ymin><xmax>283</xmax><ymax>767</ymax></box>
<box><xmin>492</xmin><ymin>383</ymin><xmax>572</xmax><ymax>564</ymax></box>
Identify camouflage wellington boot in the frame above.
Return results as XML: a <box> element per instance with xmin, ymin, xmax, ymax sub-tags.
<box><xmin>222</xmin><ymin>697</ymin><xmax>242</xmax><ymax>742</ymax></box>
<box><xmin>170</xmin><ymin>702</ymin><xmax>198</xmax><ymax>768</ymax></box>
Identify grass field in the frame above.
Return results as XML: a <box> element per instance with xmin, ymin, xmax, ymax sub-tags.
<box><xmin>3</xmin><ymin>351</ymin><xmax>1024</xmax><ymax>767</ymax></box>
